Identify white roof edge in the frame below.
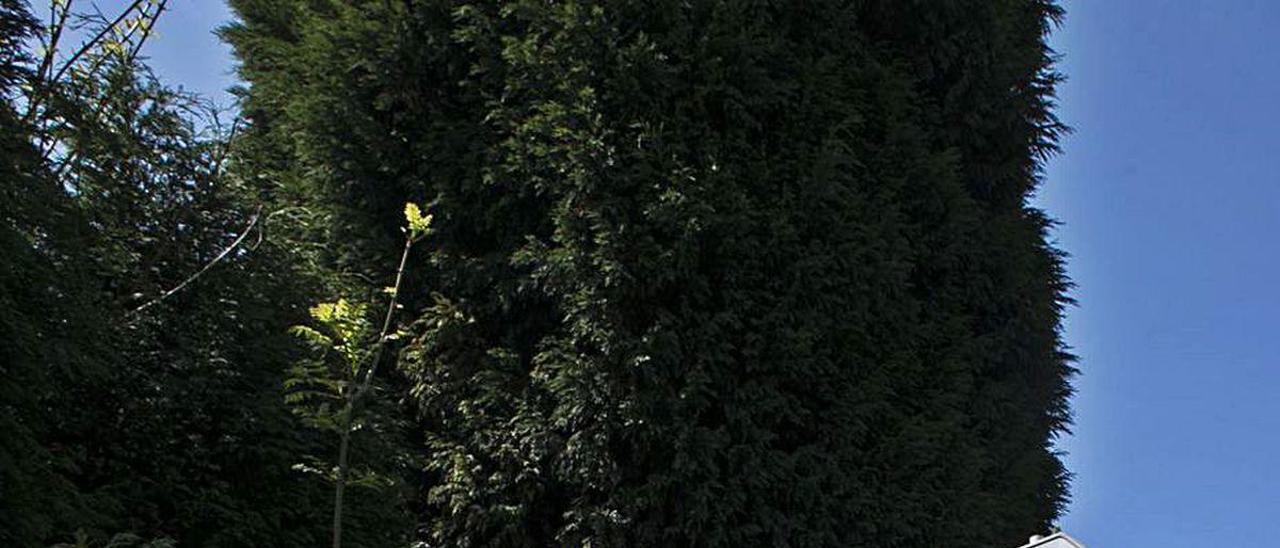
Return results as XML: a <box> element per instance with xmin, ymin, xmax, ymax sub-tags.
<box><xmin>1018</xmin><ymin>532</ymin><xmax>1086</xmax><ymax>548</ymax></box>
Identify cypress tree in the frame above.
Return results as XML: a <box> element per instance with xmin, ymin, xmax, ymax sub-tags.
<box><xmin>226</xmin><ymin>1</ymin><xmax>1073</xmax><ymax>546</ymax></box>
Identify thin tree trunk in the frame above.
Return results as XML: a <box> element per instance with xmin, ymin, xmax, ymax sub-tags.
<box><xmin>332</xmin><ymin>236</ymin><xmax>415</xmax><ymax>548</ymax></box>
<box><xmin>331</xmin><ymin>422</ymin><xmax>353</xmax><ymax>548</ymax></box>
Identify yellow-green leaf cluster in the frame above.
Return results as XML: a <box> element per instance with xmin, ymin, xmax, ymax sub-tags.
<box><xmin>404</xmin><ymin>202</ymin><xmax>432</xmax><ymax>239</ymax></box>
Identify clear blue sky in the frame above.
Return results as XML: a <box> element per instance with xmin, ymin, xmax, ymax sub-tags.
<box><xmin>1043</xmin><ymin>1</ymin><xmax>1280</xmax><ymax>546</ymax></box>
<box><xmin>127</xmin><ymin>1</ymin><xmax>1280</xmax><ymax>546</ymax></box>
<box><xmin>143</xmin><ymin>0</ymin><xmax>238</xmax><ymax>108</ymax></box>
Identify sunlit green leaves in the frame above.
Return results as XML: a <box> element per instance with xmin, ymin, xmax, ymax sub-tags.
<box><xmin>288</xmin><ymin>299</ymin><xmax>373</xmax><ymax>409</ymax></box>
<box><xmin>403</xmin><ymin>201</ymin><xmax>432</xmax><ymax>240</ymax></box>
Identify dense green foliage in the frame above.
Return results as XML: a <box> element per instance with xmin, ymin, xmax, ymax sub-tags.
<box><xmin>225</xmin><ymin>0</ymin><xmax>1074</xmax><ymax>546</ymax></box>
<box><xmin>3</xmin><ymin>0</ymin><xmax>1073</xmax><ymax>545</ymax></box>
<box><xmin>2</xmin><ymin>1</ymin><xmax>343</xmax><ymax>545</ymax></box>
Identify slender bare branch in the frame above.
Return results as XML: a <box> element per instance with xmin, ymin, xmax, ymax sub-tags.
<box><xmin>123</xmin><ymin>0</ymin><xmax>167</xmax><ymax>67</ymax></box>
<box><xmin>24</xmin><ymin>0</ymin><xmax>147</xmax><ymax>123</ymax></box>
<box><xmin>31</xmin><ymin>0</ymin><xmax>74</xmax><ymax>107</ymax></box>
<box><xmin>128</xmin><ymin>204</ymin><xmax>264</xmax><ymax>317</ymax></box>
<box><xmin>46</xmin><ymin>0</ymin><xmax>146</xmax><ymax>90</ymax></box>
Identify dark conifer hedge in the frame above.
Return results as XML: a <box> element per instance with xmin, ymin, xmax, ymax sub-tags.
<box><xmin>225</xmin><ymin>1</ymin><xmax>1074</xmax><ymax>546</ymax></box>
<box><xmin>3</xmin><ymin>2</ymin><xmax>340</xmax><ymax>544</ymax></box>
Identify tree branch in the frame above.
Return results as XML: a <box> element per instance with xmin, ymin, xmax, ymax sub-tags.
<box><xmin>31</xmin><ymin>0</ymin><xmax>73</xmax><ymax>106</ymax></box>
<box><xmin>128</xmin><ymin>204</ymin><xmax>263</xmax><ymax>317</ymax></box>
<box><xmin>24</xmin><ymin>0</ymin><xmax>147</xmax><ymax>122</ymax></box>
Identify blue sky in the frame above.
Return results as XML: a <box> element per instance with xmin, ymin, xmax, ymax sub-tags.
<box><xmin>1043</xmin><ymin>1</ymin><xmax>1280</xmax><ymax>546</ymax></box>
<box><xmin>29</xmin><ymin>1</ymin><xmax>238</xmax><ymax>105</ymax></box>
<box><xmin>117</xmin><ymin>1</ymin><xmax>1280</xmax><ymax>545</ymax></box>
<box><xmin>142</xmin><ymin>0</ymin><xmax>237</xmax><ymax>108</ymax></box>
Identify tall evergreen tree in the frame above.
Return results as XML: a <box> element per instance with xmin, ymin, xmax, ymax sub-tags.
<box><xmin>227</xmin><ymin>1</ymin><xmax>1073</xmax><ymax>546</ymax></box>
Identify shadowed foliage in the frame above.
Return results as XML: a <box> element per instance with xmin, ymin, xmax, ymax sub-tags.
<box><xmin>0</xmin><ymin>0</ymin><xmax>1075</xmax><ymax>545</ymax></box>
<box><xmin>225</xmin><ymin>1</ymin><xmax>1074</xmax><ymax>546</ymax></box>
